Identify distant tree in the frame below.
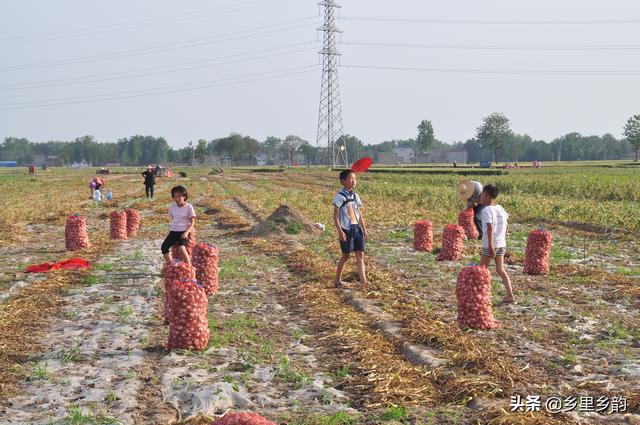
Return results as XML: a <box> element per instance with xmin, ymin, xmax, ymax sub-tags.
<box><xmin>416</xmin><ymin>120</ymin><xmax>435</xmax><ymax>156</ymax></box>
<box><xmin>281</xmin><ymin>135</ymin><xmax>305</xmax><ymax>165</ymax></box>
<box><xmin>337</xmin><ymin>134</ymin><xmax>363</xmax><ymax>164</ymax></box>
<box><xmin>476</xmin><ymin>113</ymin><xmax>513</xmax><ymax>162</ymax></box>
<box><xmin>0</xmin><ymin>137</ymin><xmax>33</xmax><ymax>165</ymax></box>
<box><xmin>195</xmin><ymin>139</ymin><xmax>207</xmax><ymax>165</ymax></box>
<box><xmin>623</xmin><ymin>114</ymin><xmax>640</xmax><ymax>161</ymax></box>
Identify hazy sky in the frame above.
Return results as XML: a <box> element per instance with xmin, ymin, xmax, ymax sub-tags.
<box><xmin>2</xmin><ymin>0</ymin><xmax>640</xmax><ymax>148</ymax></box>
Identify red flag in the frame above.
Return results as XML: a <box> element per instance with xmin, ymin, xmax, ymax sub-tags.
<box><xmin>351</xmin><ymin>157</ymin><xmax>373</xmax><ymax>173</ymax></box>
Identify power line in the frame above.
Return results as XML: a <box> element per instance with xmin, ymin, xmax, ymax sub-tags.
<box><xmin>339</xmin><ymin>16</ymin><xmax>640</xmax><ymax>25</ymax></box>
<box><xmin>342</xmin><ymin>41</ymin><xmax>640</xmax><ymax>51</ymax></box>
<box><xmin>341</xmin><ymin>64</ymin><xmax>640</xmax><ymax>76</ymax></box>
<box><xmin>0</xmin><ymin>43</ymin><xmax>318</xmax><ymax>91</ymax></box>
<box><xmin>0</xmin><ymin>65</ymin><xmax>319</xmax><ymax>110</ymax></box>
<box><xmin>0</xmin><ymin>0</ymin><xmax>293</xmax><ymax>44</ymax></box>
<box><xmin>0</xmin><ymin>17</ymin><xmax>319</xmax><ymax>72</ymax></box>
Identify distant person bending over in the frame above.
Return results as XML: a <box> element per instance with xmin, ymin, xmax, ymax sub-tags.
<box><xmin>479</xmin><ymin>184</ymin><xmax>515</xmax><ymax>304</ymax></box>
<box><xmin>142</xmin><ymin>165</ymin><xmax>156</xmax><ymax>199</ymax></box>
<box><xmin>333</xmin><ymin>170</ymin><xmax>369</xmax><ymax>290</ymax></box>
<box><xmin>88</xmin><ymin>177</ymin><xmax>105</xmax><ymax>199</ymax></box>
<box><xmin>161</xmin><ymin>185</ymin><xmax>196</xmax><ymax>265</ymax></box>
<box><xmin>466</xmin><ymin>180</ymin><xmax>484</xmax><ymax>239</ymax></box>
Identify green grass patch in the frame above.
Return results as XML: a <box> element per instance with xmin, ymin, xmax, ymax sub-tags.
<box><xmin>287</xmin><ymin>412</ymin><xmax>360</xmax><ymax>425</ymax></box>
<box><xmin>381</xmin><ymin>406</ymin><xmax>408</xmax><ymax>421</ymax></box>
<box><xmin>219</xmin><ymin>256</ymin><xmax>253</xmax><ymax>280</ymax></box>
<box><xmin>81</xmin><ymin>275</ymin><xmax>99</xmax><ymax>286</ymax></box>
<box><xmin>93</xmin><ymin>262</ymin><xmax>114</xmax><ymax>272</ymax></box>
<box><xmin>208</xmin><ymin>313</ymin><xmax>260</xmax><ymax>349</ymax></box>
<box><xmin>285</xmin><ymin>221</ymin><xmax>304</xmax><ymax>235</ymax></box>
<box><xmin>276</xmin><ymin>355</ymin><xmax>311</xmax><ymax>389</ymax></box>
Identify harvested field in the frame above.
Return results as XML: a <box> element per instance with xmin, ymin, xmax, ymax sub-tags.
<box><xmin>0</xmin><ymin>166</ymin><xmax>637</xmax><ymax>424</ymax></box>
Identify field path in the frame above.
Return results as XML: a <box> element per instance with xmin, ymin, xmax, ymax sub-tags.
<box><xmin>1</xmin><ymin>238</ymin><xmax>164</xmax><ymax>424</ymax></box>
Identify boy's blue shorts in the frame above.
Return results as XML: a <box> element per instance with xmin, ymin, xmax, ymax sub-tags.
<box><xmin>340</xmin><ymin>224</ymin><xmax>365</xmax><ymax>254</ymax></box>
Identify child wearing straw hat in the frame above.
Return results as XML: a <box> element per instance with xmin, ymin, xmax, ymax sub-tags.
<box><xmin>457</xmin><ymin>180</ymin><xmax>485</xmax><ymax>238</ymax></box>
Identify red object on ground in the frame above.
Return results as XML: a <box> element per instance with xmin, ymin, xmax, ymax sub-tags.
<box><xmin>125</xmin><ymin>208</ymin><xmax>141</xmax><ymax>238</ymax></box>
<box><xmin>26</xmin><ymin>258</ymin><xmax>91</xmax><ymax>273</ymax></box>
<box><xmin>171</xmin><ymin>228</ymin><xmax>197</xmax><ymax>258</ymax></box>
<box><xmin>192</xmin><ymin>242</ymin><xmax>220</xmax><ymax>295</ymax></box>
<box><xmin>109</xmin><ymin>210</ymin><xmax>128</xmax><ymax>240</ymax></box>
<box><xmin>65</xmin><ymin>214</ymin><xmax>90</xmax><ymax>251</ymax></box>
<box><xmin>523</xmin><ymin>228</ymin><xmax>553</xmax><ymax>275</ymax></box>
<box><xmin>458</xmin><ymin>207</ymin><xmax>479</xmax><ymax>239</ymax></box>
<box><xmin>456</xmin><ymin>265</ymin><xmax>498</xmax><ymax>330</ymax></box>
<box><xmin>163</xmin><ymin>260</ymin><xmax>196</xmax><ymax>324</ymax></box>
<box><xmin>437</xmin><ymin>224</ymin><xmax>466</xmax><ymax>261</ymax></box>
<box><xmin>351</xmin><ymin>157</ymin><xmax>373</xmax><ymax>173</ymax></box>
<box><xmin>413</xmin><ymin>220</ymin><xmax>433</xmax><ymax>252</ymax></box>
<box><xmin>168</xmin><ymin>279</ymin><xmax>210</xmax><ymax>351</ymax></box>
<box><xmin>210</xmin><ymin>412</ymin><xmax>277</xmax><ymax>425</ymax></box>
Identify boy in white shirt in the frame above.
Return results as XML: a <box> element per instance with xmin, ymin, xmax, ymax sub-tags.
<box><xmin>479</xmin><ymin>184</ymin><xmax>515</xmax><ymax>304</ymax></box>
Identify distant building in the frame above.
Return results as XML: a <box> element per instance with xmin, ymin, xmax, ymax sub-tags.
<box><xmin>0</xmin><ymin>161</ymin><xmax>17</xmax><ymax>167</ymax></box>
<box><xmin>376</xmin><ymin>151</ymin><xmax>398</xmax><ymax>165</ymax></box>
<box><xmin>430</xmin><ymin>150</ymin><xmax>467</xmax><ymax>164</ymax></box>
<box><xmin>393</xmin><ymin>147</ymin><xmax>415</xmax><ymax>164</ymax></box>
<box><xmin>447</xmin><ymin>151</ymin><xmax>468</xmax><ymax>164</ymax></box>
<box><xmin>33</xmin><ymin>154</ymin><xmax>60</xmax><ymax>167</ymax></box>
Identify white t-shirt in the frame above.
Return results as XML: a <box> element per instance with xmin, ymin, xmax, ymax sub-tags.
<box><xmin>169</xmin><ymin>202</ymin><xmax>196</xmax><ymax>232</ymax></box>
<box><xmin>481</xmin><ymin>205</ymin><xmax>509</xmax><ymax>249</ymax></box>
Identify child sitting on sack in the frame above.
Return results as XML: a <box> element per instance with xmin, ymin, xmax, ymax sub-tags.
<box><xmin>479</xmin><ymin>184</ymin><xmax>515</xmax><ymax>304</ymax></box>
<box><xmin>332</xmin><ymin>170</ymin><xmax>369</xmax><ymax>290</ymax></box>
<box><xmin>161</xmin><ymin>185</ymin><xmax>196</xmax><ymax>264</ymax></box>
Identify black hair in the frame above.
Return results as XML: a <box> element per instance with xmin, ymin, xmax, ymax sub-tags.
<box><xmin>171</xmin><ymin>185</ymin><xmax>188</xmax><ymax>200</ymax></box>
<box><xmin>339</xmin><ymin>169</ymin><xmax>355</xmax><ymax>182</ymax></box>
<box><xmin>482</xmin><ymin>184</ymin><xmax>499</xmax><ymax>199</ymax></box>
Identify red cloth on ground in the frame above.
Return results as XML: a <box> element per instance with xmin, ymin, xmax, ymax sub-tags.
<box><xmin>26</xmin><ymin>258</ymin><xmax>91</xmax><ymax>273</ymax></box>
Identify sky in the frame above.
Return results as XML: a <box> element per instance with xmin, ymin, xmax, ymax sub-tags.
<box><xmin>2</xmin><ymin>0</ymin><xmax>640</xmax><ymax>148</ymax></box>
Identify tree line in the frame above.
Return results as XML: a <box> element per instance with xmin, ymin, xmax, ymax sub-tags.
<box><xmin>2</xmin><ymin>113</ymin><xmax>639</xmax><ymax>166</ymax></box>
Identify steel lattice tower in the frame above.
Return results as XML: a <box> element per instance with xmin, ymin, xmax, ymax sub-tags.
<box><xmin>316</xmin><ymin>0</ymin><xmax>348</xmax><ymax>168</ymax></box>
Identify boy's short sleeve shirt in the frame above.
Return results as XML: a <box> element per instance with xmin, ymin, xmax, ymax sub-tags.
<box><xmin>169</xmin><ymin>202</ymin><xmax>197</xmax><ymax>232</ymax></box>
<box><xmin>332</xmin><ymin>190</ymin><xmax>362</xmax><ymax>230</ymax></box>
<box><xmin>480</xmin><ymin>205</ymin><xmax>509</xmax><ymax>249</ymax></box>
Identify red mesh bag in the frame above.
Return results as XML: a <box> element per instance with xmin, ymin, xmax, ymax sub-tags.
<box><xmin>168</xmin><ymin>279</ymin><xmax>210</xmax><ymax>351</ymax></box>
<box><xmin>458</xmin><ymin>207</ymin><xmax>479</xmax><ymax>239</ymax></box>
<box><xmin>437</xmin><ymin>224</ymin><xmax>466</xmax><ymax>261</ymax></box>
<box><xmin>109</xmin><ymin>210</ymin><xmax>128</xmax><ymax>240</ymax></box>
<box><xmin>171</xmin><ymin>228</ymin><xmax>196</xmax><ymax>258</ymax></box>
<box><xmin>192</xmin><ymin>242</ymin><xmax>220</xmax><ymax>295</ymax></box>
<box><xmin>163</xmin><ymin>260</ymin><xmax>196</xmax><ymax>324</ymax></box>
<box><xmin>456</xmin><ymin>265</ymin><xmax>498</xmax><ymax>330</ymax></box>
<box><xmin>65</xmin><ymin>214</ymin><xmax>90</xmax><ymax>251</ymax></box>
<box><xmin>413</xmin><ymin>220</ymin><xmax>433</xmax><ymax>252</ymax></box>
<box><xmin>210</xmin><ymin>412</ymin><xmax>276</xmax><ymax>425</ymax></box>
<box><xmin>125</xmin><ymin>208</ymin><xmax>141</xmax><ymax>238</ymax></box>
<box><xmin>523</xmin><ymin>228</ymin><xmax>553</xmax><ymax>275</ymax></box>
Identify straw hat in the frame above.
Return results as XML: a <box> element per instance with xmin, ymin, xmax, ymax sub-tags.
<box><xmin>457</xmin><ymin>180</ymin><xmax>479</xmax><ymax>201</ymax></box>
